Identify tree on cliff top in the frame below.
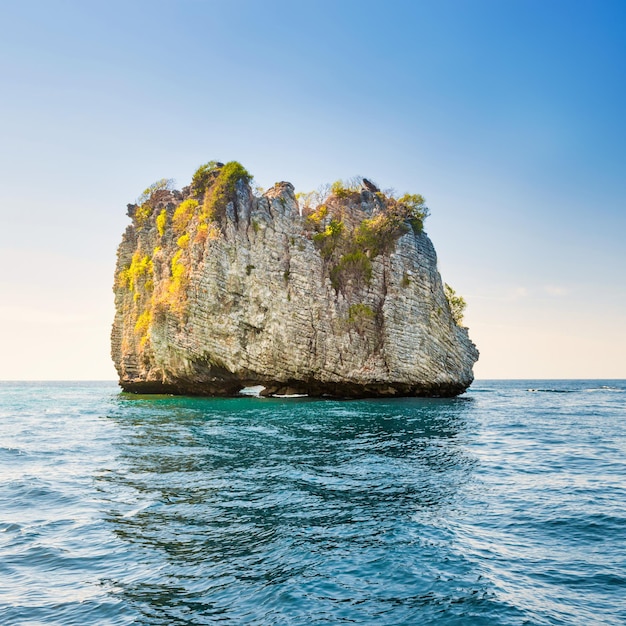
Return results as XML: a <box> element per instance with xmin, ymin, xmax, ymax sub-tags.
<box><xmin>202</xmin><ymin>161</ymin><xmax>252</xmax><ymax>223</ymax></box>
<box><xmin>192</xmin><ymin>161</ymin><xmax>222</xmax><ymax>195</ymax></box>
<box><xmin>136</xmin><ymin>178</ymin><xmax>175</xmax><ymax>206</ymax></box>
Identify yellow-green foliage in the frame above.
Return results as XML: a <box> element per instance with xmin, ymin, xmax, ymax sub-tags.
<box><xmin>324</xmin><ymin>219</ymin><xmax>344</xmax><ymax>237</ymax></box>
<box><xmin>156</xmin><ymin>209</ymin><xmax>167</xmax><ymax>236</ymax></box>
<box><xmin>330</xmin><ymin>250</ymin><xmax>372</xmax><ymax>291</ymax></box>
<box><xmin>202</xmin><ymin>161</ymin><xmax>251</xmax><ymax>223</ymax></box>
<box><xmin>306</xmin><ymin>204</ymin><xmax>328</xmax><ymax>224</ymax></box>
<box><xmin>177</xmin><ymin>233</ymin><xmax>190</xmax><ymax>249</ymax></box>
<box><xmin>317</xmin><ymin>191</ymin><xmax>429</xmax><ymax>294</ymax></box>
<box><xmin>167</xmin><ymin>249</ymin><xmax>188</xmax><ymax>312</ymax></box>
<box><xmin>355</xmin><ymin>214</ymin><xmax>399</xmax><ymax>257</ymax></box>
<box><xmin>173</xmin><ymin>199</ymin><xmax>199</xmax><ymax>234</ymax></box>
<box><xmin>444</xmin><ymin>283</ymin><xmax>467</xmax><ymax>326</ymax></box>
<box><xmin>134</xmin><ymin>310</ymin><xmax>152</xmax><ymax>347</ymax></box>
<box><xmin>171</xmin><ymin>250</ymin><xmax>185</xmax><ymax>280</ymax></box>
<box><xmin>396</xmin><ymin>193</ymin><xmax>430</xmax><ymax>233</ymax></box>
<box><xmin>312</xmin><ymin>219</ymin><xmax>344</xmax><ymax>259</ymax></box>
<box><xmin>330</xmin><ymin>179</ymin><xmax>362</xmax><ymax>200</ymax></box>
<box><xmin>330</xmin><ymin>180</ymin><xmax>351</xmax><ymax>198</ymax></box>
<box><xmin>347</xmin><ymin>302</ymin><xmax>376</xmax><ymax>333</ymax></box>
<box><xmin>134</xmin><ymin>203</ymin><xmax>152</xmax><ymax>228</ymax></box>
<box><xmin>348</xmin><ymin>303</ymin><xmax>375</xmax><ymax>323</ymax></box>
<box><xmin>119</xmin><ymin>251</ymin><xmax>153</xmax><ymax>291</ymax></box>
<box><xmin>192</xmin><ymin>161</ymin><xmax>220</xmax><ymax>195</ymax></box>
<box><xmin>194</xmin><ymin>221</ymin><xmax>220</xmax><ymax>245</ymax></box>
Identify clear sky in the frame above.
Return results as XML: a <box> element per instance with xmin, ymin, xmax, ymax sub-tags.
<box><xmin>0</xmin><ymin>0</ymin><xmax>624</xmax><ymax>380</ymax></box>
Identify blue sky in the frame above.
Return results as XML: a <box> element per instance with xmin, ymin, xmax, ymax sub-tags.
<box><xmin>0</xmin><ymin>0</ymin><xmax>624</xmax><ymax>379</ymax></box>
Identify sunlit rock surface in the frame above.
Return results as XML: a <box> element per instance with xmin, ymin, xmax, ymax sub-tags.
<box><xmin>111</xmin><ymin>167</ymin><xmax>478</xmax><ymax>397</ymax></box>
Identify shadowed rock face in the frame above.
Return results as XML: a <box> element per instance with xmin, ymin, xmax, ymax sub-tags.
<box><xmin>111</xmin><ymin>171</ymin><xmax>479</xmax><ymax>398</ymax></box>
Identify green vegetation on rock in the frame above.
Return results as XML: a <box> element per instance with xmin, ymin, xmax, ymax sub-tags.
<box><xmin>396</xmin><ymin>193</ymin><xmax>430</xmax><ymax>234</ymax></box>
<box><xmin>330</xmin><ymin>178</ymin><xmax>363</xmax><ymax>200</ymax></box>
<box><xmin>134</xmin><ymin>310</ymin><xmax>152</xmax><ymax>348</ymax></box>
<box><xmin>134</xmin><ymin>203</ymin><xmax>153</xmax><ymax>228</ymax></box>
<box><xmin>173</xmin><ymin>198</ymin><xmax>199</xmax><ymax>234</ymax></box>
<box><xmin>119</xmin><ymin>251</ymin><xmax>153</xmax><ymax>292</ymax></box>
<box><xmin>312</xmin><ymin>219</ymin><xmax>344</xmax><ymax>259</ymax></box>
<box><xmin>156</xmin><ymin>209</ymin><xmax>167</xmax><ymax>237</ymax></box>
<box><xmin>330</xmin><ymin>251</ymin><xmax>372</xmax><ymax>291</ymax></box>
<box><xmin>167</xmin><ymin>249</ymin><xmax>188</xmax><ymax>314</ymax></box>
<box><xmin>348</xmin><ymin>303</ymin><xmax>375</xmax><ymax>322</ymax></box>
<box><xmin>137</xmin><ymin>178</ymin><xmax>175</xmax><ymax>206</ymax></box>
<box><xmin>113</xmin><ymin>164</ymin><xmax>479</xmax><ymax>398</ymax></box>
<box><xmin>202</xmin><ymin>161</ymin><xmax>252</xmax><ymax>224</ymax></box>
<box><xmin>444</xmin><ymin>283</ymin><xmax>467</xmax><ymax>326</ymax></box>
<box><xmin>191</xmin><ymin>161</ymin><xmax>220</xmax><ymax>195</ymax></box>
<box><xmin>305</xmin><ymin>204</ymin><xmax>328</xmax><ymax>225</ymax></box>
<box><xmin>302</xmin><ymin>177</ymin><xmax>430</xmax><ymax>296</ymax></box>
<box><xmin>347</xmin><ymin>302</ymin><xmax>376</xmax><ymax>333</ymax></box>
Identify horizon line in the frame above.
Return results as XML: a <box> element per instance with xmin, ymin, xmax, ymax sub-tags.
<box><xmin>1</xmin><ymin>378</ymin><xmax>624</xmax><ymax>383</ymax></box>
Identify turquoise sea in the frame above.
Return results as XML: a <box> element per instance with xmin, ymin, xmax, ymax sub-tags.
<box><xmin>0</xmin><ymin>380</ymin><xmax>624</xmax><ymax>625</ymax></box>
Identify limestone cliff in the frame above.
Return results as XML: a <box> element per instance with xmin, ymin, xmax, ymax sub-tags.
<box><xmin>111</xmin><ymin>162</ymin><xmax>479</xmax><ymax>397</ymax></box>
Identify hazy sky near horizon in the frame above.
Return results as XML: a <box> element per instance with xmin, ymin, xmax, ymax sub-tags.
<box><xmin>1</xmin><ymin>0</ymin><xmax>624</xmax><ymax>380</ymax></box>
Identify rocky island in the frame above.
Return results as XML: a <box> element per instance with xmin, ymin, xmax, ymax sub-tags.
<box><xmin>111</xmin><ymin>162</ymin><xmax>479</xmax><ymax>397</ymax></box>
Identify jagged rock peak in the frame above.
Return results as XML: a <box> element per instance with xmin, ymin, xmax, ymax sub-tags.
<box><xmin>111</xmin><ymin>162</ymin><xmax>479</xmax><ymax>397</ymax></box>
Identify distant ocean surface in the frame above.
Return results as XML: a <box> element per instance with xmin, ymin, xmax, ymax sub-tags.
<box><xmin>0</xmin><ymin>380</ymin><xmax>624</xmax><ymax>625</ymax></box>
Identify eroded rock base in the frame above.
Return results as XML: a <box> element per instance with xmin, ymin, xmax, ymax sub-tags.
<box><xmin>120</xmin><ymin>379</ymin><xmax>470</xmax><ymax>398</ymax></box>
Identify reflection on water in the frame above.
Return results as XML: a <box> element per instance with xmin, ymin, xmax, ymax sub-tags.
<box><xmin>100</xmin><ymin>395</ymin><xmax>480</xmax><ymax>624</ymax></box>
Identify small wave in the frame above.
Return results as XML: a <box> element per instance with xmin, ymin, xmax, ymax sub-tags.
<box><xmin>0</xmin><ymin>446</ymin><xmax>27</xmax><ymax>458</ymax></box>
<box><xmin>527</xmin><ymin>385</ymin><xmax>624</xmax><ymax>394</ymax></box>
<box><xmin>273</xmin><ymin>393</ymin><xmax>309</xmax><ymax>398</ymax></box>
<box><xmin>2</xmin><ymin>380</ymin><xmax>626</xmax><ymax>626</ymax></box>
<box><xmin>239</xmin><ymin>385</ymin><xmax>265</xmax><ymax>397</ymax></box>
<box><xmin>0</xmin><ymin>522</ymin><xmax>21</xmax><ymax>533</ymax></box>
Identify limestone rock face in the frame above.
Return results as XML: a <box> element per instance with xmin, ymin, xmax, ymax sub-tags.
<box><xmin>111</xmin><ymin>168</ymin><xmax>478</xmax><ymax>397</ymax></box>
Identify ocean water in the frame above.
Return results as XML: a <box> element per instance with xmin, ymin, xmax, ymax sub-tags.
<box><xmin>0</xmin><ymin>381</ymin><xmax>624</xmax><ymax>625</ymax></box>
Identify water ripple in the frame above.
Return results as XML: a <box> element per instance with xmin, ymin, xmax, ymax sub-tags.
<box><xmin>0</xmin><ymin>380</ymin><xmax>624</xmax><ymax>624</ymax></box>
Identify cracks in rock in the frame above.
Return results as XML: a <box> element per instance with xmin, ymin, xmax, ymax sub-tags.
<box><xmin>114</xmin><ymin>173</ymin><xmax>477</xmax><ymax>398</ymax></box>
<box><xmin>282</xmin><ymin>234</ymin><xmax>292</xmax><ymax>291</ymax></box>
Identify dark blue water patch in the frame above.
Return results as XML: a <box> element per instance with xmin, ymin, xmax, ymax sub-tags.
<box><xmin>0</xmin><ymin>381</ymin><xmax>625</xmax><ymax>624</ymax></box>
